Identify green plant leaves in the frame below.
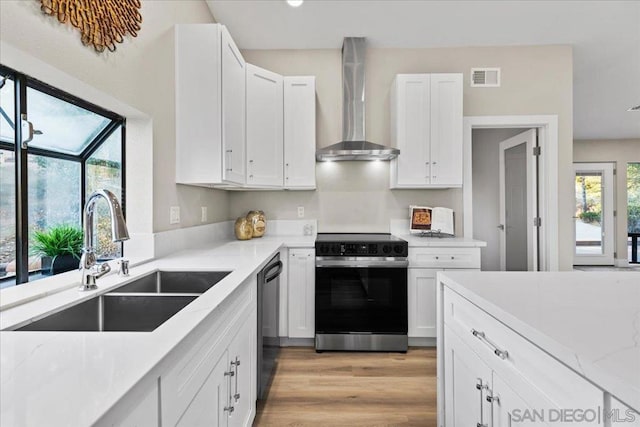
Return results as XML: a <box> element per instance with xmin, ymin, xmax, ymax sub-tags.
<box><xmin>30</xmin><ymin>225</ymin><xmax>83</xmax><ymax>259</ymax></box>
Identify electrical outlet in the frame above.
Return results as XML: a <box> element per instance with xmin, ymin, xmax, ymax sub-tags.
<box><xmin>201</xmin><ymin>206</ymin><xmax>208</xmax><ymax>222</ymax></box>
<box><xmin>297</xmin><ymin>206</ymin><xmax>305</xmax><ymax>218</ymax></box>
<box><xmin>170</xmin><ymin>206</ymin><xmax>180</xmax><ymax>224</ymax></box>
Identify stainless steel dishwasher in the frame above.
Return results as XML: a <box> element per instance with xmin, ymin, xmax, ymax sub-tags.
<box><xmin>257</xmin><ymin>253</ymin><xmax>283</xmax><ymax>400</ymax></box>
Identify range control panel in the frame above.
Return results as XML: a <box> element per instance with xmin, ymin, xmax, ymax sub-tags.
<box><xmin>315</xmin><ymin>237</ymin><xmax>408</xmax><ymax>257</ymax></box>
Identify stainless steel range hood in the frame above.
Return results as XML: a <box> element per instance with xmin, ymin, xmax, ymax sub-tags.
<box><xmin>316</xmin><ymin>37</ymin><xmax>399</xmax><ymax>162</ymax></box>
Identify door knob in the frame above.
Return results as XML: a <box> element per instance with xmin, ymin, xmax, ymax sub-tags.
<box><xmin>497</xmin><ymin>224</ymin><xmax>505</xmax><ymax>230</ymax></box>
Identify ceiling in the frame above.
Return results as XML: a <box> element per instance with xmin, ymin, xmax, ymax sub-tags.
<box><xmin>207</xmin><ymin>0</ymin><xmax>640</xmax><ymax>140</ymax></box>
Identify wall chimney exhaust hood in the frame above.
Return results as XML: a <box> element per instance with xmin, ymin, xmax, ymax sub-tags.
<box><xmin>316</xmin><ymin>37</ymin><xmax>399</xmax><ymax>162</ymax></box>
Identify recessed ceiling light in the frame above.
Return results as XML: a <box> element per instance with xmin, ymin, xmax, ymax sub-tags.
<box><xmin>628</xmin><ymin>105</ymin><xmax>640</xmax><ymax>111</ymax></box>
<box><xmin>287</xmin><ymin>0</ymin><xmax>304</xmax><ymax>7</ymax></box>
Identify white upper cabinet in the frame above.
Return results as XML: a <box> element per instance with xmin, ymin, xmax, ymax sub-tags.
<box><xmin>175</xmin><ymin>24</ymin><xmax>246</xmax><ymax>187</ymax></box>
<box><xmin>220</xmin><ymin>26</ymin><xmax>246</xmax><ymax>185</ymax></box>
<box><xmin>246</xmin><ymin>64</ymin><xmax>284</xmax><ymax>187</ymax></box>
<box><xmin>284</xmin><ymin>76</ymin><xmax>316</xmax><ymax>190</ymax></box>
<box><xmin>430</xmin><ymin>74</ymin><xmax>463</xmax><ymax>186</ymax></box>
<box><xmin>390</xmin><ymin>73</ymin><xmax>463</xmax><ymax>188</ymax></box>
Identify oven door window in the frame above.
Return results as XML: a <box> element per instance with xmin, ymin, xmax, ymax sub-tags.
<box><xmin>315</xmin><ymin>266</ymin><xmax>407</xmax><ymax>334</ymax></box>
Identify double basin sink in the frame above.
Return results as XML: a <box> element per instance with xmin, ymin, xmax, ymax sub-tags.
<box><xmin>15</xmin><ymin>271</ymin><xmax>231</xmax><ymax>333</ymax></box>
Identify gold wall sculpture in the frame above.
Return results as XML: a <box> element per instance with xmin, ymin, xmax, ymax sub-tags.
<box><xmin>40</xmin><ymin>0</ymin><xmax>143</xmax><ymax>53</ymax></box>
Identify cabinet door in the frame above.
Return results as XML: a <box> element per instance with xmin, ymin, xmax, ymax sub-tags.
<box><xmin>175</xmin><ymin>24</ymin><xmax>223</xmax><ymax>185</ymax></box>
<box><xmin>390</xmin><ymin>74</ymin><xmax>430</xmax><ymax>188</ymax></box>
<box><xmin>227</xmin><ymin>311</ymin><xmax>257</xmax><ymax>427</ymax></box>
<box><xmin>491</xmin><ymin>372</ymin><xmax>551</xmax><ymax>427</ymax></box>
<box><xmin>408</xmin><ymin>269</ymin><xmax>438</xmax><ymax>338</ymax></box>
<box><xmin>288</xmin><ymin>248</ymin><xmax>315</xmax><ymax>338</ymax></box>
<box><xmin>221</xmin><ymin>25</ymin><xmax>246</xmax><ymax>185</ymax></box>
<box><xmin>444</xmin><ymin>326</ymin><xmax>493</xmax><ymax>427</ymax></box>
<box><xmin>429</xmin><ymin>73</ymin><xmax>463</xmax><ymax>187</ymax></box>
<box><xmin>246</xmin><ymin>64</ymin><xmax>284</xmax><ymax>187</ymax></box>
<box><xmin>176</xmin><ymin>351</ymin><xmax>229</xmax><ymax>427</ymax></box>
<box><xmin>284</xmin><ymin>76</ymin><xmax>316</xmax><ymax>189</ymax></box>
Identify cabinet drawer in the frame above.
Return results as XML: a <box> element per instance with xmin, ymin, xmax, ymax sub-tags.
<box><xmin>409</xmin><ymin>247</ymin><xmax>480</xmax><ymax>269</ymax></box>
<box><xmin>443</xmin><ymin>287</ymin><xmax>603</xmax><ymax>412</ymax></box>
<box><xmin>162</xmin><ymin>279</ymin><xmax>254</xmax><ymax>426</ymax></box>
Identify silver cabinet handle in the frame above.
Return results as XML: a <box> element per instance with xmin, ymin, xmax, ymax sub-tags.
<box><xmin>487</xmin><ymin>391</ymin><xmax>500</xmax><ymax>404</ymax></box>
<box><xmin>231</xmin><ymin>357</ymin><xmax>240</xmax><ymax>401</ymax></box>
<box><xmin>471</xmin><ymin>329</ymin><xmax>509</xmax><ymax>360</ymax></box>
<box><xmin>225</xmin><ymin>149</ymin><xmax>233</xmax><ymax>172</ymax></box>
<box><xmin>475</xmin><ymin>378</ymin><xmax>488</xmax><ymax>427</ymax></box>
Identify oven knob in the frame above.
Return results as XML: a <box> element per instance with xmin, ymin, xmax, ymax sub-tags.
<box><xmin>393</xmin><ymin>245</ymin><xmax>404</xmax><ymax>254</ymax></box>
<box><xmin>319</xmin><ymin>244</ymin><xmax>329</xmax><ymax>254</ymax></box>
<box><xmin>382</xmin><ymin>245</ymin><xmax>392</xmax><ymax>254</ymax></box>
<box><xmin>331</xmin><ymin>244</ymin><xmax>340</xmax><ymax>254</ymax></box>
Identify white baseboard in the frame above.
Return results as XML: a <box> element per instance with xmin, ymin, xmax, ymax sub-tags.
<box><xmin>409</xmin><ymin>337</ymin><xmax>437</xmax><ymax>347</ymax></box>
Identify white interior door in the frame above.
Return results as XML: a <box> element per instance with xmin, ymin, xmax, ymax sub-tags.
<box><xmin>573</xmin><ymin>163</ymin><xmax>615</xmax><ymax>265</ymax></box>
<box><xmin>499</xmin><ymin>129</ymin><xmax>538</xmax><ymax>271</ymax></box>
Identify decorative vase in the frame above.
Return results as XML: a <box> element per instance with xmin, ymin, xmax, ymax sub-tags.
<box><xmin>40</xmin><ymin>256</ymin><xmax>54</xmax><ymax>276</ymax></box>
<box><xmin>246</xmin><ymin>210</ymin><xmax>266</xmax><ymax>238</ymax></box>
<box><xmin>234</xmin><ymin>217</ymin><xmax>253</xmax><ymax>240</ymax></box>
<box><xmin>51</xmin><ymin>254</ymin><xmax>79</xmax><ymax>275</ymax></box>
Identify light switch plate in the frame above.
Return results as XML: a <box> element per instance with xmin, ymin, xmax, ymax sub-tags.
<box><xmin>170</xmin><ymin>206</ymin><xmax>180</xmax><ymax>224</ymax></box>
<box><xmin>201</xmin><ymin>206</ymin><xmax>208</xmax><ymax>222</ymax></box>
<box><xmin>297</xmin><ymin>206</ymin><xmax>305</xmax><ymax>218</ymax></box>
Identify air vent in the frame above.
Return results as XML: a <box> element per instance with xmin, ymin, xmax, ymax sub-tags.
<box><xmin>471</xmin><ymin>68</ymin><xmax>501</xmax><ymax>87</ymax></box>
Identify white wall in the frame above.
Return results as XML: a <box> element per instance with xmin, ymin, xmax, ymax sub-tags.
<box><xmin>236</xmin><ymin>46</ymin><xmax>573</xmax><ymax>268</ymax></box>
<box><xmin>472</xmin><ymin>128</ymin><xmax>525</xmax><ymax>271</ymax></box>
<box><xmin>574</xmin><ymin>139</ymin><xmax>640</xmax><ymax>264</ymax></box>
<box><xmin>0</xmin><ymin>0</ymin><xmax>229</xmax><ymax>233</ymax></box>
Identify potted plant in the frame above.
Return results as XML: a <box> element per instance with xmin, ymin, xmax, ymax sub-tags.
<box><xmin>31</xmin><ymin>225</ymin><xmax>83</xmax><ymax>276</ymax></box>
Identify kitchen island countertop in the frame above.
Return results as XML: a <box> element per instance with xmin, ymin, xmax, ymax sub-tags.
<box><xmin>438</xmin><ymin>271</ymin><xmax>640</xmax><ymax>411</ymax></box>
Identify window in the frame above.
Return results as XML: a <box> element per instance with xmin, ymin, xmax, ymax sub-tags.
<box><xmin>628</xmin><ymin>163</ymin><xmax>640</xmax><ymax>264</ymax></box>
<box><xmin>0</xmin><ymin>65</ymin><xmax>125</xmax><ymax>287</ymax></box>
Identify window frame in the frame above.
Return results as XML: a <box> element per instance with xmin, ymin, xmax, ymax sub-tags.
<box><xmin>0</xmin><ymin>64</ymin><xmax>126</xmax><ymax>285</ymax></box>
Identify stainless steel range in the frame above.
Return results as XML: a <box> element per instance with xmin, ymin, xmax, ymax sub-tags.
<box><xmin>314</xmin><ymin>233</ymin><xmax>409</xmax><ymax>352</ymax></box>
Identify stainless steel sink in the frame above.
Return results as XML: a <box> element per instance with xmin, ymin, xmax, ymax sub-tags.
<box><xmin>113</xmin><ymin>271</ymin><xmax>231</xmax><ymax>294</ymax></box>
<box><xmin>16</xmin><ymin>294</ymin><xmax>198</xmax><ymax>332</ymax></box>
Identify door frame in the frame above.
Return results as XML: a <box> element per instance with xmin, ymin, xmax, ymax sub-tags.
<box><xmin>498</xmin><ymin>129</ymin><xmax>538</xmax><ymax>271</ymax></box>
<box><xmin>463</xmin><ymin>115</ymin><xmax>559</xmax><ymax>271</ymax></box>
<box><xmin>572</xmin><ymin>162</ymin><xmax>616</xmax><ymax>265</ymax></box>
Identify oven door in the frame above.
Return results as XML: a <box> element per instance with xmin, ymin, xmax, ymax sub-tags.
<box><xmin>315</xmin><ymin>257</ymin><xmax>408</xmax><ymax>335</ymax></box>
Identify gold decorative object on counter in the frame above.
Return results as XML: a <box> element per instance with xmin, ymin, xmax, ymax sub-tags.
<box><xmin>246</xmin><ymin>210</ymin><xmax>266</xmax><ymax>238</ymax></box>
<box><xmin>40</xmin><ymin>0</ymin><xmax>143</xmax><ymax>53</ymax></box>
<box><xmin>234</xmin><ymin>217</ymin><xmax>253</xmax><ymax>240</ymax></box>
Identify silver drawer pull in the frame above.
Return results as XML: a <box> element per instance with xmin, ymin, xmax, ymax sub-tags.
<box><xmin>224</xmin><ymin>405</ymin><xmax>234</xmax><ymax>413</ymax></box>
<box><xmin>471</xmin><ymin>329</ymin><xmax>509</xmax><ymax>360</ymax></box>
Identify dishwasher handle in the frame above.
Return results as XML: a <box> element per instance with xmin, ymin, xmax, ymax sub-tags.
<box><xmin>264</xmin><ymin>260</ymin><xmax>283</xmax><ymax>283</ymax></box>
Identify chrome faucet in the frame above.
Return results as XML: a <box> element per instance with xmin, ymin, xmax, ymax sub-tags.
<box><xmin>79</xmin><ymin>189</ymin><xmax>129</xmax><ymax>291</ymax></box>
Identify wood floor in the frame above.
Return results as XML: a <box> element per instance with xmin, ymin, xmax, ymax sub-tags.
<box><xmin>254</xmin><ymin>347</ymin><xmax>437</xmax><ymax>427</ymax></box>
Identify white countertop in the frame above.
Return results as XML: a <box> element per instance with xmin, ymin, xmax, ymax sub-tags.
<box><xmin>394</xmin><ymin>233</ymin><xmax>487</xmax><ymax>247</ymax></box>
<box><xmin>439</xmin><ymin>271</ymin><xmax>640</xmax><ymax>411</ymax></box>
<box><xmin>0</xmin><ymin>235</ymin><xmax>314</xmax><ymax>426</ymax></box>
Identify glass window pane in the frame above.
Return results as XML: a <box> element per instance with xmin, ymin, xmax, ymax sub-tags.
<box><xmin>86</xmin><ymin>127</ymin><xmax>122</xmax><ymax>259</ymax></box>
<box><xmin>26</xmin><ymin>86</ymin><xmax>111</xmax><ymax>155</ymax></box>
<box><xmin>0</xmin><ymin>149</ymin><xmax>16</xmax><ymax>286</ymax></box>
<box><xmin>0</xmin><ymin>74</ymin><xmax>15</xmax><ymax>144</ymax></box>
<box><xmin>28</xmin><ymin>155</ymin><xmax>81</xmax><ymax>280</ymax></box>
<box><xmin>628</xmin><ymin>163</ymin><xmax>640</xmax><ymax>263</ymax></box>
<box><xmin>575</xmin><ymin>172</ymin><xmax>604</xmax><ymax>255</ymax></box>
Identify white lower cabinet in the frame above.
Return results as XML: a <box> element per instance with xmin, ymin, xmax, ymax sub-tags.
<box><xmin>162</xmin><ymin>276</ymin><xmax>257</xmax><ymax>427</ymax></box>
<box><xmin>442</xmin><ymin>286</ymin><xmax>604</xmax><ymax>426</ymax></box>
<box><xmin>408</xmin><ymin>247</ymin><xmax>481</xmax><ymax>339</ymax></box>
<box><xmin>408</xmin><ymin>268</ymin><xmax>437</xmax><ymax>338</ymax></box>
<box><xmin>444</xmin><ymin>326</ymin><xmax>492</xmax><ymax>427</ymax></box>
<box><xmin>177</xmin><ymin>351</ymin><xmax>230</xmax><ymax>426</ymax></box>
<box><xmin>288</xmin><ymin>248</ymin><xmax>315</xmax><ymax>338</ymax></box>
